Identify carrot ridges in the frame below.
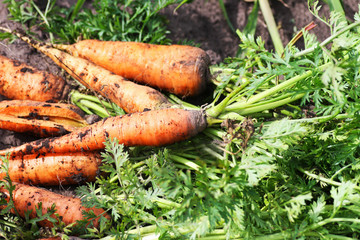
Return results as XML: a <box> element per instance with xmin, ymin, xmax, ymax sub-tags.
<box><xmin>0</xmin><ymin>108</ymin><xmax>207</xmax><ymax>158</ymax></box>
<box><xmin>0</xmin><ymin>54</ymin><xmax>69</xmax><ymax>102</ymax></box>
<box><xmin>0</xmin><ymin>27</ymin><xmax>173</xmax><ymax>113</ymax></box>
<box><xmin>0</xmin><ymin>152</ymin><xmax>102</xmax><ymax>186</ymax></box>
<box><xmin>55</xmin><ymin>40</ymin><xmax>211</xmax><ymax>97</ymax></box>
<box><xmin>0</xmin><ymin>183</ymin><xmax>109</xmax><ymax>228</ymax></box>
<box><xmin>0</xmin><ymin>100</ymin><xmax>88</xmax><ymax>136</ymax></box>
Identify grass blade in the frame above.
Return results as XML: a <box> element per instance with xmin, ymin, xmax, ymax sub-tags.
<box><xmin>218</xmin><ymin>0</ymin><xmax>236</xmax><ymax>33</ymax></box>
<box><xmin>69</xmin><ymin>0</ymin><xmax>86</xmax><ymax>21</ymax></box>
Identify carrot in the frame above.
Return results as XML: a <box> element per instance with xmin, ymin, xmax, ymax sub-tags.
<box><xmin>0</xmin><ymin>114</ymin><xmax>71</xmax><ymax>137</ymax></box>
<box><xmin>0</xmin><ymin>27</ymin><xmax>172</xmax><ymax>113</ymax></box>
<box><xmin>0</xmin><ymin>54</ymin><xmax>69</xmax><ymax>102</ymax></box>
<box><xmin>0</xmin><ymin>151</ymin><xmax>102</xmax><ymax>185</ymax></box>
<box><xmin>0</xmin><ymin>100</ymin><xmax>88</xmax><ymax>127</ymax></box>
<box><xmin>0</xmin><ymin>100</ymin><xmax>85</xmax><ymax>120</ymax></box>
<box><xmin>53</xmin><ymin>40</ymin><xmax>211</xmax><ymax>97</ymax></box>
<box><xmin>0</xmin><ymin>183</ymin><xmax>109</xmax><ymax>228</ymax></box>
<box><xmin>0</xmin><ymin>100</ymin><xmax>88</xmax><ymax>136</ymax></box>
<box><xmin>0</xmin><ymin>108</ymin><xmax>207</xmax><ymax>158</ymax></box>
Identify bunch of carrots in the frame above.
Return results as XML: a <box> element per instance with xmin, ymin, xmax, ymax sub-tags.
<box><xmin>0</xmin><ymin>26</ymin><xmax>216</xmax><ymax>232</ymax></box>
<box><xmin>0</xmin><ymin>17</ymin><xmax>322</xmax><ymax>238</ymax></box>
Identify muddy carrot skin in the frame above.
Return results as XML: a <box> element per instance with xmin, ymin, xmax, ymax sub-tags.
<box><xmin>54</xmin><ymin>40</ymin><xmax>211</xmax><ymax>97</ymax></box>
<box><xmin>0</xmin><ymin>100</ymin><xmax>86</xmax><ymax>123</ymax></box>
<box><xmin>0</xmin><ymin>183</ymin><xmax>109</xmax><ymax>228</ymax></box>
<box><xmin>47</xmin><ymin>50</ymin><xmax>172</xmax><ymax>113</ymax></box>
<box><xmin>0</xmin><ymin>54</ymin><xmax>69</xmax><ymax>102</ymax></box>
<box><xmin>0</xmin><ymin>100</ymin><xmax>88</xmax><ymax>136</ymax></box>
<box><xmin>0</xmin><ymin>28</ymin><xmax>172</xmax><ymax>113</ymax></box>
<box><xmin>0</xmin><ymin>108</ymin><xmax>207</xmax><ymax>158</ymax></box>
<box><xmin>0</xmin><ymin>100</ymin><xmax>88</xmax><ymax>127</ymax></box>
<box><xmin>0</xmin><ymin>151</ymin><xmax>102</xmax><ymax>185</ymax></box>
<box><xmin>0</xmin><ymin>114</ymin><xmax>71</xmax><ymax>137</ymax></box>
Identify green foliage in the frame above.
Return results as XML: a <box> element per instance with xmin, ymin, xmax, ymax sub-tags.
<box><xmin>211</xmin><ymin>6</ymin><xmax>360</xmax><ymax>120</ymax></box>
<box><xmin>5</xmin><ymin>0</ymin><xmax>42</xmax><ymax>26</ymax></box>
<box><xmin>3</xmin><ymin>0</ymin><xmax>184</xmax><ymax>44</ymax></box>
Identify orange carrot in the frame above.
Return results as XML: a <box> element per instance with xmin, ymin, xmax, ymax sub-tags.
<box><xmin>0</xmin><ymin>108</ymin><xmax>207</xmax><ymax>158</ymax></box>
<box><xmin>0</xmin><ymin>183</ymin><xmax>109</xmax><ymax>228</ymax></box>
<box><xmin>0</xmin><ymin>100</ymin><xmax>88</xmax><ymax>127</ymax></box>
<box><xmin>0</xmin><ymin>100</ymin><xmax>88</xmax><ymax>136</ymax></box>
<box><xmin>0</xmin><ymin>151</ymin><xmax>102</xmax><ymax>186</ymax></box>
<box><xmin>0</xmin><ymin>54</ymin><xmax>69</xmax><ymax>102</ymax></box>
<box><xmin>0</xmin><ymin>27</ymin><xmax>172</xmax><ymax>113</ymax></box>
<box><xmin>0</xmin><ymin>114</ymin><xmax>71</xmax><ymax>137</ymax></box>
<box><xmin>0</xmin><ymin>100</ymin><xmax>86</xmax><ymax>122</ymax></box>
<box><xmin>54</xmin><ymin>40</ymin><xmax>211</xmax><ymax>97</ymax></box>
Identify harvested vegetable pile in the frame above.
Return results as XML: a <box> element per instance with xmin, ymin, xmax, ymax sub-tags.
<box><xmin>1</xmin><ymin>0</ymin><xmax>360</xmax><ymax>239</ymax></box>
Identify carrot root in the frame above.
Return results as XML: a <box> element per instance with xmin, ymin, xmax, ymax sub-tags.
<box><xmin>0</xmin><ymin>54</ymin><xmax>69</xmax><ymax>102</ymax></box>
<box><xmin>0</xmin><ymin>151</ymin><xmax>102</xmax><ymax>186</ymax></box>
<box><xmin>0</xmin><ymin>27</ymin><xmax>173</xmax><ymax>113</ymax></box>
<box><xmin>0</xmin><ymin>183</ymin><xmax>109</xmax><ymax>228</ymax></box>
<box><xmin>0</xmin><ymin>100</ymin><xmax>86</xmax><ymax>123</ymax></box>
<box><xmin>0</xmin><ymin>108</ymin><xmax>207</xmax><ymax>157</ymax></box>
<box><xmin>54</xmin><ymin>40</ymin><xmax>211</xmax><ymax>97</ymax></box>
<box><xmin>0</xmin><ymin>100</ymin><xmax>88</xmax><ymax>136</ymax></box>
<box><xmin>0</xmin><ymin>114</ymin><xmax>70</xmax><ymax>137</ymax></box>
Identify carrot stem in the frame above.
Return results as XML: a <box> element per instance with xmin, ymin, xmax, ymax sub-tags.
<box><xmin>223</xmin><ymin>69</ymin><xmax>314</xmax><ymax>112</ymax></box>
<box><xmin>167</xmin><ymin>94</ymin><xmax>199</xmax><ymax>110</ymax></box>
<box><xmin>208</xmin><ymin>61</ymin><xmax>331</xmax><ymax>119</ymax></box>
<box><xmin>259</xmin><ymin>0</ymin><xmax>284</xmax><ymax>55</ymax></box>
<box><xmin>169</xmin><ymin>155</ymin><xmax>201</xmax><ymax>171</ymax></box>
<box><xmin>71</xmin><ymin>91</ymin><xmax>114</xmax><ymax>109</ymax></box>
<box><xmin>69</xmin><ymin>0</ymin><xmax>86</xmax><ymax>21</ymax></box>
<box><xmin>203</xmin><ymin>128</ymin><xmax>225</xmax><ymax>143</ymax></box>
<box><xmin>226</xmin><ymin>92</ymin><xmax>303</xmax><ymax>112</ymax></box>
<box><xmin>236</xmin><ymin>94</ymin><xmax>304</xmax><ymax>115</ymax></box>
<box><xmin>206</xmin><ymin>79</ymin><xmax>250</xmax><ymax>118</ymax></box>
<box><xmin>206</xmin><ymin>116</ymin><xmax>224</xmax><ymax>126</ymax></box>
<box><xmin>74</xmin><ymin>98</ymin><xmax>110</xmax><ymax>118</ymax></box>
<box><xmin>70</xmin><ymin>90</ymin><xmax>123</xmax><ymax>118</ymax></box>
<box><xmin>285</xmin><ymin>21</ymin><xmax>317</xmax><ymax>50</ymax></box>
<box><xmin>0</xmin><ymin>218</ymin><xmax>18</xmax><ymax>229</ymax></box>
<box><xmin>326</xmin><ymin>0</ymin><xmax>347</xmax><ymax>23</ymax></box>
<box><xmin>128</xmin><ymin>225</ymin><xmax>158</xmax><ymax>236</ymax></box>
<box><xmin>293</xmin><ymin>21</ymin><xmax>360</xmax><ymax>58</ymax></box>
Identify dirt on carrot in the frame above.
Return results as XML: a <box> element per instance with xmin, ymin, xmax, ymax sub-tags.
<box><xmin>0</xmin><ymin>27</ymin><xmax>174</xmax><ymax>113</ymax></box>
<box><xmin>0</xmin><ymin>100</ymin><xmax>88</xmax><ymax>137</ymax></box>
<box><xmin>0</xmin><ymin>108</ymin><xmax>207</xmax><ymax>158</ymax></box>
<box><xmin>0</xmin><ymin>54</ymin><xmax>70</xmax><ymax>102</ymax></box>
<box><xmin>0</xmin><ymin>183</ymin><xmax>110</xmax><ymax>228</ymax></box>
<box><xmin>0</xmin><ymin>114</ymin><xmax>69</xmax><ymax>137</ymax></box>
<box><xmin>54</xmin><ymin>40</ymin><xmax>211</xmax><ymax>97</ymax></box>
<box><xmin>0</xmin><ymin>151</ymin><xmax>102</xmax><ymax>185</ymax></box>
<box><xmin>0</xmin><ymin>100</ymin><xmax>86</xmax><ymax>121</ymax></box>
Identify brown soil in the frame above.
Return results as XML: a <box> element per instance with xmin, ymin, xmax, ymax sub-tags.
<box><xmin>0</xmin><ymin>0</ymin><xmax>358</xmax><ymax>158</ymax></box>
